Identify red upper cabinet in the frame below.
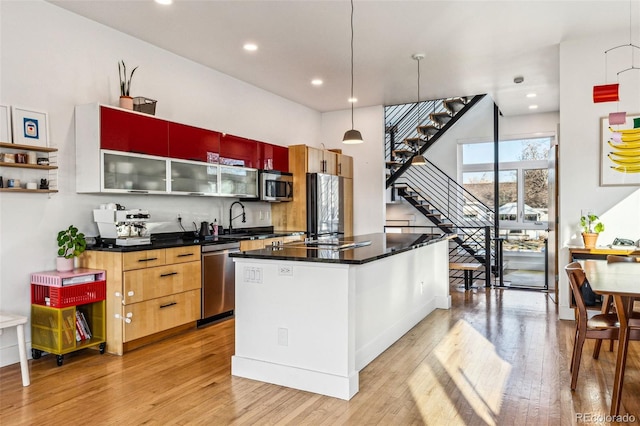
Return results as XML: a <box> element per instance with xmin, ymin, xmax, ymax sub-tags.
<box><xmin>259</xmin><ymin>142</ymin><xmax>289</xmax><ymax>172</ymax></box>
<box><xmin>100</xmin><ymin>107</ymin><xmax>169</xmax><ymax>157</ymax></box>
<box><xmin>168</xmin><ymin>122</ymin><xmax>220</xmax><ymax>162</ymax></box>
<box><xmin>219</xmin><ymin>134</ymin><xmax>258</xmax><ymax>168</ymax></box>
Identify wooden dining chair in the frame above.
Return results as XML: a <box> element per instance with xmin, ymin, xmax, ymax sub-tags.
<box><xmin>565</xmin><ymin>262</ymin><xmax>640</xmax><ymax>390</ymax></box>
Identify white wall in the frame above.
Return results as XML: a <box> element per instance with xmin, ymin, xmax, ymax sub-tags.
<box><xmin>558</xmin><ymin>31</ymin><xmax>640</xmax><ymax>320</ymax></box>
<box><xmin>0</xmin><ymin>0</ymin><xmax>323</xmax><ymax>366</ymax></box>
<box><xmin>320</xmin><ymin>106</ymin><xmax>386</xmax><ymax>235</ymax></box>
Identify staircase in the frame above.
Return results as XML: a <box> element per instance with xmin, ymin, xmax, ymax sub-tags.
<box><xmin>385</xmin><ymin>94</ymin><xmax>501</xmax><ymax>286</ymax></box>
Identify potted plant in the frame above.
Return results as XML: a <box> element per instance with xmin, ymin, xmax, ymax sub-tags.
<box><xmin>118</xmin><ymin>60</ymin><xmax>138</xmax><ymax>110</ymax></box>
<box><xmin>56</xmin><ymin>225</ymin><xmax>87</xmax><ymax>272</ymax></box>
<box><xmin>580</xmin><ymin>213</ymin><xmax>604</xmax><ymax>249</ymax></box>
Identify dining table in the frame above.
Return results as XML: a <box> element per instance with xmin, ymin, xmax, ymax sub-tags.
<box><xmin>580</xmin><ymin>259</ymin><xmax>640</xmax><ymax>416</ymax></box>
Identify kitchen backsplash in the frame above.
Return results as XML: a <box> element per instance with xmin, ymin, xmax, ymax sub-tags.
<box><xmin>87</xmin><ymin>198</ymin><xmax>273</xmax><ymax>237</ymax></box>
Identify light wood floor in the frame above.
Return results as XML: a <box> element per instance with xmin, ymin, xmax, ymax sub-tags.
<box><xmin>2</xmin><ymin>286</ymin><xmax>639</xmax><ymax>425</ymax></box>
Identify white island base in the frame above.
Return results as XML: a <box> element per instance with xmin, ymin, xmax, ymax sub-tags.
<box><xmin>231</xmin><ymin>238</ymin><xmax>451</xmax><ymax>400</ymax></box>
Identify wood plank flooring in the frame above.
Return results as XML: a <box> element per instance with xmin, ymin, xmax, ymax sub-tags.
<box><xmin>1</xmin><ymin>286</ymin><xmax>639</xmax><ymax>425</ymax></box>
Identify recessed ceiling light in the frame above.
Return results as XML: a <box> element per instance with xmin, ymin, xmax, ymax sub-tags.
<box><xmin>529</xmin><ymin>105</ymin><xmax>538</xmax><ymax>110</ymax></box>
<box><xmin>526</xmin><ymin>93</ymin><xmax>537</xmax><ymax>98</ymax></box>
<box><xmin>513</xmin><ymin>76</ymin><xmax>524</xmax><ymax>84</ymax></box>
<box><xmin>243</xmin><ymin>43</ymin><xmax>258</xmax><ymax>52</ymax></box>
<box><xmin>348</xmin><ymin>97</ymin><xmax>357</xmax><ymax>103</ymax></box>
<box><xmin>155</xmin><ymin>0</ymin><xmax>173</xmax><ymax>5</ymax></box>
<box><xmin>311</xmin><ymin>79</ymin><xmax>323</xmax><ymax>86</ymax></box>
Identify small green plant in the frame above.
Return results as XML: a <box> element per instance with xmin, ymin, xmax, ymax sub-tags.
<box><xmin>57</xmin><ymin>225</ymin><xmax>87</xmax><ymax>259</ymax></box>
<box><xmin>580</xmin><ymin>214</ymin><xmax>605</xmax><ymax>234</ymax></box>
<box><xmin>118</xmin><ymin>60</ymin><xmax>138</xmax><ymax>97</ymax></box>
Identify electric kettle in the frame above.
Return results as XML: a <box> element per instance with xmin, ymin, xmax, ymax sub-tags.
<box><xmin>199</xmin><ymin>221</ymin><xmax>211</xmax><ymax>238</ymax></box>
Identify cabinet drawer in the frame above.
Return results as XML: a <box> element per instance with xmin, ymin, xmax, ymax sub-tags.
<box><xmin>283</xmin><ymin>235</ymin><xmax>303</xmax><ymax>244</ymax></box>
<box><xmin>123</xmin><ymin>261</ymin><xmax>201</xmax><ymax>303</ymax></box>
<box><xmin>123</xmin><ymin>289</ymin><xmax>200</xmax><ymax>342</ymax></box>
<box><xmin>166</xmin><ymin>246</ymin><xmax>200</xmax><ymax>264</ymax></box>
<box><xmin>240</xmin><ymin>237</ymin><xmax>283</xmax><ymax>252</ymax></box>
<box><xmin>123</xmin><ymin>249</ymin><xmax>166</xmax><ymax>271</ymax></box>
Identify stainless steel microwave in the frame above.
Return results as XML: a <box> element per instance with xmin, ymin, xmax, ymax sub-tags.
<box><xmin>260</xmin><ymin>171</ymin><xmax>293</xmax><ymax>202</ymax></box>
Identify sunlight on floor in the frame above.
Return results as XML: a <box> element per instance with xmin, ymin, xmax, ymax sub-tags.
<box><xmin>409</xmin><ymin>319</ymin><xmax>512</xmax><ymax>425</ymax></box>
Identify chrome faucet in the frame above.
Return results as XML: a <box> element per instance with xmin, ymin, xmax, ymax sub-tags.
<box><xmin>229</xmin><ymin>201</ymin><xmax>246</xmax><ymax>233</ymax></box>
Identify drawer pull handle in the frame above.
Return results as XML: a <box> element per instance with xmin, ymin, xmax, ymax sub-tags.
<box><xmin>138</xmin><ymin>257</ymin><xmax>158</xmax><ymax>262</ymax></box>
<box><xmin>160</xmin><ymin>272</ymin><xmax>178</xmax><ymax>278</ymax></box>
<box><xmin>160</xmin><ymin>302</ymin><xmax>177</xmax><ymax>309</ymax></box>
<box><xmin>177</xmin><ymin>253</ymin><xmax>194</xmax><ymax>257</ymax></box>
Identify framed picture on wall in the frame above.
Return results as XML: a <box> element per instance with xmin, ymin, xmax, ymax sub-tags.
<box><xmin>0</xmin><ymin>105</ymin><xmax>11</xmax><ymax>143</ymax></box>
<box><xmin>11</xmin><ymin>106</ymin><xmax>49</xmax><ymax>147</ymax></box>
<box><xmin>600</xmin><ymin>114</ymin><xmax>640</xmax><ymax>186</ymax></box>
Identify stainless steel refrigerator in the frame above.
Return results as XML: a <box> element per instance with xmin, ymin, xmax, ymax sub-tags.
<box><xmin>306</xmin><ymin>173</ymin><xmax>344</xmax><ymax>238</ymax></box>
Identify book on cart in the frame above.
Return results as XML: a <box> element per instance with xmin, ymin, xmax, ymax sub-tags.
<box><xmin>75</xmin><ymin>311</ymin><xmax>91</xmax><ymax>341</ymax></box>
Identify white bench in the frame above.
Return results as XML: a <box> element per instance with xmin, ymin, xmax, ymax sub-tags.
<box><xmin>0</xmin><ymin>313</ymin><xmax>30</xmax><ymax>386</ymax></box>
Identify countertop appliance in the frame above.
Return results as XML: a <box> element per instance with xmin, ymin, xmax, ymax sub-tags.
<box><xmin>93</xmin><ymin>207</ymin><xmax>151</xmax><ymax>246</ymax></box>
<box><xmin>260</xmin><ymin>170</ymin><xmax>293</xmax><ymax>202</ymax></box>
<box><xmin>306</xmin><ymin>173</ymin><xmax>344</xmax><ymax>238</ymax></box>
<box><xmin>199</xmin><ymin>241</ymin><xmax>240</xmax><ymax>326</ymax></box>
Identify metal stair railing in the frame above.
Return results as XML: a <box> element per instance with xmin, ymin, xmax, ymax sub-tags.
<box><xmin>386</xmin><ymin>94</ymin><xmax>486</xmax><ymax>188</ymax></box>
<box><xmin>383</xmin><ymin>224</ymin><xmax>496</xmax><ymax>287</ymax></box>
<box><xmin>393</xmin><ymin>159</ymin><xmax>498</xmax><ymax>280</ymax></box>
<box><xmin>396</xmin><ymin>159</ymin><xmax>494</xmax><ymax>228</ymax></box>
<box><xmin>385</xmin><ymin>99</ymin><xmax>447</xmax><ymax>169</ymax></box>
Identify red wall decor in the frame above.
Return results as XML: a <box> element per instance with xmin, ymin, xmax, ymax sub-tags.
<box><xmin>593</xmin><ymin>84</ymin><xmax>619</xmax><ymax>103</ymax></box>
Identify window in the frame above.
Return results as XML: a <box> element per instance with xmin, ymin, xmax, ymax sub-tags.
<box><xmin>460</xmin><ymin>136</ymin><xmax>552</xmax><ymax>233</ymax></box>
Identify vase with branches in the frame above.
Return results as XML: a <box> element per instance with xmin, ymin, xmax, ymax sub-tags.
<box><xmin>118</xmin><ymin>60</ymin><xmax>138</xmax><ymax>110</ymax></box>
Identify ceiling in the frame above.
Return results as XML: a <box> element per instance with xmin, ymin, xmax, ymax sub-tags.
<box><xmin>48</xmin><ymin>1</ymin><xmax>636</xmax><ymax>116</ymax></box>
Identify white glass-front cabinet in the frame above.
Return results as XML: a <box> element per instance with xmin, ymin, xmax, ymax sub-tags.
<box><xmin>219</xmin><ymin>166</ymin><xmax>258</xmax><ymax>197</ymax></box>
<box><xmin>97</xmin><ymin>150</ymin><xmax>258</xmax><ymax>197</ymax></box>
<box><xmin>170</xmin><ymin>160</ymin><xmax>218</xmax><ymax>195</ymax></box>
<box><xmin>102</xmin><ymin>151</ymin><xmax>169</xmax><ymax>193</ymax></box>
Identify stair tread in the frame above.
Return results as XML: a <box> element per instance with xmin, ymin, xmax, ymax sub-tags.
<box><xmin>417</xmin><ymin>125</ymin><xmax>439</xmax><ymax>137</ymax></box>
<box><xmin>404</xmin><ymin>139</ymin><xmax>427</xmax><ymax>149</ymax></box>
<box><xmin>430</xmin><ymin>112</ymin><xmax>452</xmax><ymax>125</ymax></box>
<box><xmin>392</xmin><ymin>149</ymin><xmax>414</xmax><ymax>158</ymax></box>
<box><xmin>443</xmin><ymin>97</ymin><xmax>468</xmax><ymax>114</ymax></box>
<box><xmin>386</xmin><ymin>161</ymin><xmax>402</xmax><ymax>168</ymax></box>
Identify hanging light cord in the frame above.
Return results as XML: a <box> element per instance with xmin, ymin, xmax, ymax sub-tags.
<box><xmin>417</xmin><ymin>56</ymin><xmax>421</xmax><ymax>136</ymax></box>
<box><xmin>350</xmin><ymin>0</ymin><xmax>355</xmax><ymax>130</ymax></box>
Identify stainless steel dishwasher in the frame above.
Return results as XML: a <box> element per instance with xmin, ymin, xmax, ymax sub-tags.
<box><xmin>199</xmin><ymin>241</ymin><xmax>240</xmax><ymax>326</ymax></box>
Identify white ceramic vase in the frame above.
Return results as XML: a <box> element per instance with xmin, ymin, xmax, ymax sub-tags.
<box><xmin>56</xmin><ymin>257</ymin><xmax>74</xmax><ymax>272</ymax></box>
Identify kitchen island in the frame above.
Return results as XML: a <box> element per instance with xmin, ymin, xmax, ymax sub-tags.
<box><xmin>230</xmin><ymin>232</ymin><xmax>453</xmax><ymax>400</ymax></box>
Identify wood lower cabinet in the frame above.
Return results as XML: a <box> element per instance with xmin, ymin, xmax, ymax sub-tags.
<box><xmin>123</xmin><ymin>289</ymin><xmax>200</xmax><ymax>342</ymax></box>
<box><xmin>80</xmin><ymin>245</ymin><xmax>201</xmax><ymax>355</ymax></box>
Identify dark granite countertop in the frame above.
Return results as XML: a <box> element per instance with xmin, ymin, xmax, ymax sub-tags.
<box><xmin>230</xmin><ymin>232</ymin><xmax>454</xmax><ymax>265</ymax></box>
<box><xmin>85</xmin><ymin>228</ymin><xmax>305</xmax><ymax>252</ymax></box>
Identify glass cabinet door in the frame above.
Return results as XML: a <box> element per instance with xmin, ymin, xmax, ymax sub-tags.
<box><xmin>170</xmin><ymin>160</ymin><xmax>218</xmax><ymax>195</ymax></box>
<box><xmin>102</xmin><ymin>150</ymin><xmax>168</xmax><ymax>193</ymax></box>
<box><xmin>219</xmin><ymin>166</ymin><xmax>258</xmax><ymax>197</ymax></box>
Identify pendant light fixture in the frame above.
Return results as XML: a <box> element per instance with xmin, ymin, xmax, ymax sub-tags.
<box><xmin>342</xmin><ymin>0</ymin><xmax>363</xmax><ymax>144</ymax></box>
<box><xmin>411</xmin><ymin>53</ymin><xmax>426</xmax><ymax>166</ymax></box>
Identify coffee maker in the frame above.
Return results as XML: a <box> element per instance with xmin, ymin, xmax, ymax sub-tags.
<box><xmin>93</xmin><ymin>207</ymin><xmax>151</xmax><ymax>246</ymax></box>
